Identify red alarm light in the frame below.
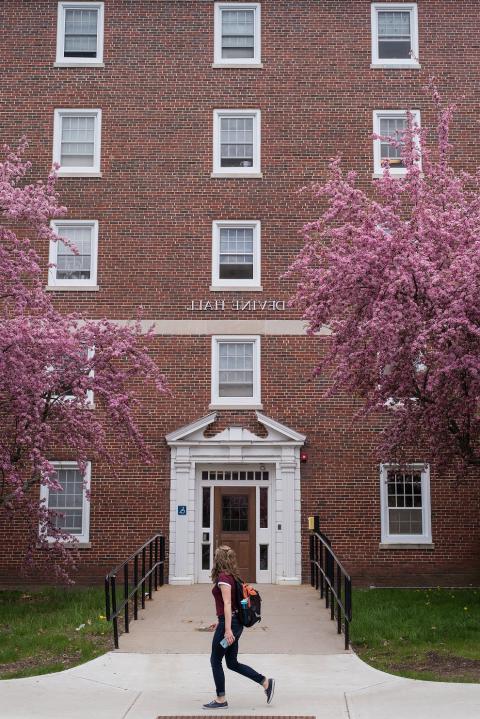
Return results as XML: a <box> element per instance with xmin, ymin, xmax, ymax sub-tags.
<box><xmin>300</xmin><ymin>450</ymin><xmax>308</xmax><ymax>463</ymax></box>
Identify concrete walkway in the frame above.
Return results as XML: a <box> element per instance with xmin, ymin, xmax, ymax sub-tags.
<box><xmin>0</xmin><ymin>584</ymin><xmax>479</xmax><ymax>719</ymax></box>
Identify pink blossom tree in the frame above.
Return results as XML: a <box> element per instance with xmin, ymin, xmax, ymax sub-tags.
<box><xmin>289</xmin><ymin>89</ymin><xmax>480</xmax><ymax>475</ymax></box>
<box><xmin>0</xmin><ymin>139</ymin><xmax>168</xmax><ymax>580</ymax></box>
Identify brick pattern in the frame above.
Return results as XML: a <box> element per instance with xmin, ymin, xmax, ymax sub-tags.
<box><xmin>0</xmin><ymin>1</ymin><xmax>479</xmax><ymax>586</ymax></box>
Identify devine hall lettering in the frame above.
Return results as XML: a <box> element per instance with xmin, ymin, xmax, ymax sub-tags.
<box><xmin>188</xmin><ymin>299</ymin><xmax>286</xmax><ymax>311</ymax></box>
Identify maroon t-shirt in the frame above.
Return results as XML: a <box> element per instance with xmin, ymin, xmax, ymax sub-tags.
<box><xmin>212</xmin><ymin>572</ymin><xmax>238</xmax><ymax>617</ymax></box>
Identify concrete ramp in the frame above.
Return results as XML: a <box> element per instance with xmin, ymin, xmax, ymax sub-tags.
<box><xmin>115</xmin><ymin>584</ymin><xmax>348</xmax><ymax>655</ymax></box>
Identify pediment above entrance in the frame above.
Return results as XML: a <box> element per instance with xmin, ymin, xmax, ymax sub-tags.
<box><xmin>165</xmin><ymin>411</ymin><xmax>306</xmax><ymax>446</ymax></box>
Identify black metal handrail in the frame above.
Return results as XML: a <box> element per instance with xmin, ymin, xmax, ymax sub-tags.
<box><xmin>309</xmin><ymin>516</ymin><xmax>352</xmax><ymax>650</ymax></box>
<box><xmin>105</xmin><ymin>533</ymin><xmax>165</xmax><ymax>649</ymax></box>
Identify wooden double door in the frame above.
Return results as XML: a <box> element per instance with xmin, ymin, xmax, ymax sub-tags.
<box><xmin>214</xmin><ymin>486</ymin><xmax>256</xmax><ymax>582</ymax></box>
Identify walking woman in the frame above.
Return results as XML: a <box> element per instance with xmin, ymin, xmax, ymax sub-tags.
<box><xmin>203</xmin><ymin>545</ymin><xmax>275</xmax><ymax>710</ymax></box>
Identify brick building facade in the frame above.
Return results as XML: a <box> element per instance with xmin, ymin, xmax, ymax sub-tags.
<box><xmin>1</xmin><ymin>0</ymin><xmax>479</xmax><ymax>586</ymax></box>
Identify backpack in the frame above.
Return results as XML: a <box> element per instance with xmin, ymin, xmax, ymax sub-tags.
<box><xmin>235</xmin><ymin>577</ymin><xmax>262</xmax><ymax>627</ymax></box>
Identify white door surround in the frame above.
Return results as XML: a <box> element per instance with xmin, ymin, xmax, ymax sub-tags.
<box><xmin>166</xmin><ymin>412</ymin><xmax>306</xmax><ymax>586</ymax></box>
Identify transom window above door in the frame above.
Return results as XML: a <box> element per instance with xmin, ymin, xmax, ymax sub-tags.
<box><xmin>212</xmin><ymin>110</ymin><xmax>261</xmax><ymax>177</ymax></box>
<box><xmin>211</xmin><ymin>221</ymin><xmax>261</xmax><ymax>290</ymax></box>
<box><xmin>214</xmin><ymin>3</ymin><xmax>262</xmax><ymax>67</ymax></box>
<box><xmin>211</xmin><ymin>335</ymin><xmax>261</xmax><ymax>408</ymax></box>
<box><xmin>56</xmin><ymin>2</ymin><xmax>105</xmax><ymax>65</ymax></box>
<box><xmin>371</xmin><ymin>3</ymin><xmax>420</xmax><ymax>68</ymax></box>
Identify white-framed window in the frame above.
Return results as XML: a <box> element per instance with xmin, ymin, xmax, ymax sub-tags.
<box><xmin>211</xmin><ymin>336</ymin><xmax>261</xmax><ymax>407</ymax></box>
<box><xmin>56</xmin><ymin>2</ymin><xmax>104</xmax><ymax>65</ymax></box>
<box><xmin>371</xmin><ymin>3</ymin><xmax>419</xmax><ymax>68</ymax></box>
<box><xmin>373</xmin><ymin>109</ymin><xmax>421</xmax><ymax>176</ymax></box>
<box><xmin>212</xmin><ymin>109</ymin><xmax>261</xmax><ymax>177</ymax></box>
<box><xmin>46</xmin><ymin>346</ymin><xmax>95</xmax><ymax>407</ymax></box>
<box><xmin>53</xmin><ymin>109</ymin><xmax>102</xmax><ymax>176</ymax></box>
<box><xmin>380</xmin><ymin>464</ymin><xmax>432</xmax><ymax>544</ymax></box>
<box><xmin>49</xmin><ymin>220</ymin><xmax>98</xmax><ymax>288</ymax></box>
<box><xmin>213</xmin><ymin>3</ymin><xmax>261</xmax><ymax>67</ymax></box>
<box><xmin>40</xmin><ymin>461</ymin><xmax>91</xmax><ymax>543</ymax></box>
<box><xmin>211</xmin><ymin>220</ymin><xmax>261</xmax><ymax>290</ymax></box>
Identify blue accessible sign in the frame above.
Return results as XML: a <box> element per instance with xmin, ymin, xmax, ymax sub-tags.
<box><xmin>177</xmin><ymin>505</ymin><xmax>187</xmax><ymax>516</ymax></box>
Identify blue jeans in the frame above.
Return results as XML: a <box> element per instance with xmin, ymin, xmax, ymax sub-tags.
<box><xmin>210</xmin><ymin>614</ymin><xmax>265</xmax><ymax>697</ymax></box>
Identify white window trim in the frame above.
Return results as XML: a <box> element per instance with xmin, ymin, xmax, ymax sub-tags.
<box><xmin>373</xmin><ymin>109</ymin><xmax>421</xmax><ymax>176</ymax></box>
<box><xmin>210</xmin><ymin>335</ymin><xmax>262</xmax><ymax>408</ymax></box>
<box><xmin>380</xmin><ymin>463</ymin><xmax>432</xmax><ymax>544</ymax></box>
<box><xmin>53</xmin><ymin>108</ymin><xmax>102</xmax><ymax>177</ymax></box>
<box><xmin>48</xmin><ymin>219</ymin><xmax>98</xmax><ymax>289</ymax></box>
<box><xmin>55</xmin><ymin>2</ymin><xmax>104</xmax><ymax>66</ymax></box>
<box><xmin>39</xmin><ymin>461</ymin><xmax>91</xmax><ymax>544</ymax></box>
<box><xmin>211</xmin><ymin>220</ymin><xmax>261</xmax><ymax>290</ymax></box>
<box><xmin>371</xmin><ymin>3</ymin><xmax>420</xmax><ymax>68</ymax></box>
<box><xmin>213</xmin><ymin>2</ymin><xmax>262</xmax><ymax>68</ymax></box>
<box><xmin>212</xmin><ymin>109</ymin><xmax>262</xmax><ymax>178</ymax></box>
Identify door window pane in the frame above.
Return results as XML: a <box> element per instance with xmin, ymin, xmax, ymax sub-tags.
<box><xmin>48</xmin><ymin>467</ymin><xmax>84</xmax><ymax>534</ymax></box>
<box><xmin>202</xmin><ymin>487</ymin><xmax>211</xmax><ymax>528</ymax></box>
<box><xmin>202</xmin><ymin>543</ymin><xmax>211</xmax><ymax>570</ymax></box>
<box><xmin>219</xmin><ymin>227</ymin><xmax>254</xmax><ymax>280</ymax></box>
<box><xmin>221</xmin><ymin>9</ymin><xmax>255</xmax><ymax>58</ymax></box>
<box><xmin>219</xmin><ymin>342</ymin><xmax>254</xmax><ymax>397</ymax></box>
<box><xmin>222</xmin><ymin>494</ymin><xmax>248</xmax><ymax>531</ymax></box>
<box><xmin>64</xmin><ymin>8</ymin><xmax>98</xmax><ymax>57</ymax></box>
<box><xmin>387</xmin><ymin>470</ymin><xmax>423</xmax><ymax>534</ymax></box>
<box><xmin>380</xmin><ymin>116</ymin><xmax>407</xmax><ymax>167</ymax></box>
<box><xmin>61</xmin><ymin>115</ymin><xmax>95</xmax><ymax>167</ymax></box>
<box><xmin>220</xmin><ymin>117</ymin><xmax>254</xmax><ymax>168</ymax></box>
<box><xmin>259</xmin><ymin>486</ymin><xmax>268</xmax><ymax>528</ymax></box>
<box><xmin>378</xmin><ymin>11</ymin><xmax>411</xmax><ymax>59</ymax></box>
<box><xmin>259</xmin><ymin>544</ymin><xmax>268</xmax><ymax>570</ymax></box>
<box><xmin>56</xmin><ymin>225</ymin><xmax>93</xmax><ymax>280</ymax></box>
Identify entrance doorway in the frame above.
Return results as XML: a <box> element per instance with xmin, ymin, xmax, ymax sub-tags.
<box><xmin>214</xmin><ymin>486</ymin><xmax>256</xmax><ymax>582</ymax></box>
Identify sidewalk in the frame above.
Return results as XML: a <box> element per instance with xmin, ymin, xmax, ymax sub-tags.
<box><xmin>0</xmin><ymin>585</ymin><xmax>479</xmax><ymax>719</ymax></box>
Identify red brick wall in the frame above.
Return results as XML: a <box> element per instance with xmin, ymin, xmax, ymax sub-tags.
<box><xmin>0</xmin><ymin>1</ymin><xmax>479</xmax><ymax>586</ymax></box>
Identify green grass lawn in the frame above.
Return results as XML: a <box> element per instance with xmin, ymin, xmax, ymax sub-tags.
<box><xmin>0</xmin><ymin>587</ymin><xmax>112</xmax><ymax>679</ymax></box>
<box><xmin>351</xmin><ymin>588</ymin><xmax>480</xmax><ymax>682</ymax></box>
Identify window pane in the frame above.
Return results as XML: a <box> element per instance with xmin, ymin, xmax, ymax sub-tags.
<box><xmin>202</xmin><ymin>487</ymin><xmax>211</xmax><ymax>528</ymax></box>
<box><xmin>56</xmin><ymin>225</ymin><xmax>92</xmax><ymax>280</ymax></box>
<box><xmin>202</xmin><ymin>543</ymin><xmax>211</xmax><ymax>570</ymax></box>
<box><xmin>259</xmin><ymin>544</ymin><xmax>268</xmax><ymax>570</ymax></box>
<box><xmin>219</xmin><ymin>227</ymin><xmax>254</xmax><ymax>280</ymax></box>
<box><xmin>379</xmin><ymin>116</ymin><xmax>407</xmax><ymax>167</ymax></box>
<box><xmin>220</xmin><ymin>117</ymin><xmax>254</xmax><ymax>167</ymax></box>
<box><xmin>64</xmin><ymin>8</ymin><xmax>98</xmax><ymax>58</ymax></box>
<box><xmin>218</xmin><ymin>342</ymin><xmax>254</xmax><ymax>397</ymax></box>
<box><xmin>378</xmin><ymin>11</ymin><xmax>412</xmax><ymax>59</ymax></box>
<box><xmin>61</xmin><ymin>116</ymin><xmax>95</xmax><ymax>167</ymax></box>
<box><xmin>386</xmin><ymin>469</ymin><xmax>423</xmax><ymax>535</ymax></box>
<box><xmin>222</xmin><ymin>9</ymin><xmax>255</xmax><ymax>58</ymax></box>
<box><xmin>260</xmin><ymin>486</ymin><xmax>268</xmax><ymax>528</ymax></box>
<box><xmin>222</xmin><ymin>494</ymin><xmax>249</xmax><ymax>531</ymax></box>
<box><xmin>48</xmin><ymin>467</ymin><xmax>84</xmax><ymax>534</ymax></box>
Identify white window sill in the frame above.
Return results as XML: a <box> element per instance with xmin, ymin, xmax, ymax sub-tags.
<box><xmin>379</xmin><ymin>542</ymin><xmax>434</xmax><ymax>550</ymax></box>
<box><xmin>54</xmin><ymin>62</ymin><xmax>105</xmax><ymax>68</ymax></box>
<box><xmin>209</xmin><ymin>403</ymin><xmax>263</xmax><ymax>410</ymax></box>
<box><xmin>211</xmin><ymin>172</ymin><xmax>263</xmax><ymax>179</ymax></box>
<box><xmin>370</xmin><ymin>63</ymin><xmax>421</xmax><ymax>70</ymax></box>
<box><xmin>57</xmin><ymin>172</ymin><xmax>103</xmax><ymax>178</ymax></box>
<box><xmin>372</xmin><ymin>172</ymin><xmax>407</xmax><ymax>179</ymax></box>
<box><xmin>46</xmin><ymin>285</ymin><xmax>99</xmax><ymax>292</ymax></box>
<box><xmin>212</xmin><ymin>63</ymin><xmax>264</xmax><ymax>69</ymax></box>
<box><xmin>210</xmin><ymin>285</ymin><xmax>263</xmax><ymax>292</ymax></box>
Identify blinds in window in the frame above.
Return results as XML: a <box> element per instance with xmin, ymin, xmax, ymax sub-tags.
<box><xmin>220</xmin><ymin>117</ymin><xmax>254</xmax><ymax>168</ymax></box>
<box><xmin>56</xmin><ymin>225</ymin><xmax>92</xmax><ymax>280</ymax></box>
<box><xmin>48</xmin><ymin>467</ymin><xmax>84</xmax><ymax>534</ymax></box>
<box><xmin>64</xmin><ymin>8</ymin><xmax>98</xmax><ymax>57</ymax></box>
<box><xmin>377</xmin><ymin>11</ymin><xmax>412</xmax><ymax>59</ymax></box>
<box><xmin>221</xmin><ymin>9</ymin><xmax>255</xmax><ymax>58</ymax></box>
<box><xmin>60</xmin><ymin>115</ymin><xmax>95</xmax><ymax>167</ymax></box>
<box><xmin>379</xmin><ymin>116</ymin><xmax>407</xmax><ymax>166</ymax></box>
<box><xmin>219</xmin><ymin>227</ymin><xmax>254</xmax><ymax>280</ymax></box>
<box><xmin>219</xmin><ymin>342</ymin><xmax>254</xmax><ymax>397</ymax></box>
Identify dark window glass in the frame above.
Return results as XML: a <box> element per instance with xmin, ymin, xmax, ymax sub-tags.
<box><xmin>202</xmin><ymin>544</ymin><xmax>211</xmax><ymax>570</ymax></box>
<box><xmin>378</xmin><ymin>11</ymin><xmax>411</xmax><ymax>59</ymax></box>
<box><xmin>219</xmin><ymin>227</ymin><xmax>254</xmax><ymax>280</ymax></box>
<box><xmin>260</xmin><ymin>544</ymin><xmax>268</xmax><ymax>570</ymax></box>
<box><xmin>222</xmin><ymin>494</ymin><xmax>248</xmax><ymax>531</ymax></box>
<box><xmin>202</xmin><ymin>487</ymin><xmax>211</xmax><ymax>528</ymax></box>
<box><xmin>202</xmin><ymin>471</ymin><xmax>208</xmax><ymax>481</ymax></box>
<box><xmin>386</xmin><ymin>469</ymin><xmax>423</xmax><ymax>534</ymax></box>
<box><xmin>260</xmin><ymin>487</ymin><xmax>268</xmax><ymax>528</ymax></box>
